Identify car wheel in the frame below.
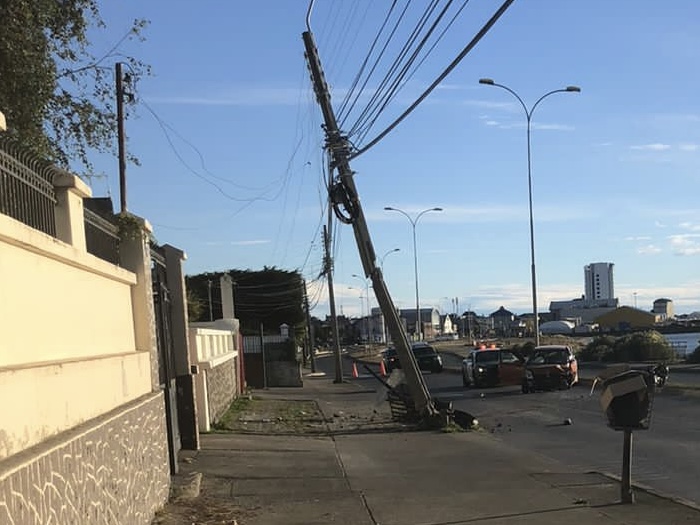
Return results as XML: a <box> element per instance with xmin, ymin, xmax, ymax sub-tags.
<box><xmin>521</xmin><ymin>384</ymin><xmax>530</xmax><ymax>394</ymax></box>
<box><xmin>462</xmin><ymin>372</ymin><xmax>470</xmax><ymax>387</ymax></box>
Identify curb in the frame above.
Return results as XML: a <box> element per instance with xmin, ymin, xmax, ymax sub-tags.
<box><xmin>594</xmin><ymin>470</ymin><xmax>700</xmax><ymax>512</ymax></box>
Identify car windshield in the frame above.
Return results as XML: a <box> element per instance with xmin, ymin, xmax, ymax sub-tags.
<box><xmin>475</xmin><ymin>351</ymin><xmax>499</xmax><ymax>364</ymax></box>
<box><xmin>412</xmin><ymin>346</ymin><xmax>436</xmax><ymax>357</ymax></box>
<box><xmin>529</xmin><ymin>350</ymin><xmax>569</xmax><ymax>365</ymax></box>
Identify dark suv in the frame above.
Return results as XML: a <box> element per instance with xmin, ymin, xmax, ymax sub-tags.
<box><xmin>382</xmin><ymin>343</ymin><xmax>443</xmax><ymax>373</ymax></box>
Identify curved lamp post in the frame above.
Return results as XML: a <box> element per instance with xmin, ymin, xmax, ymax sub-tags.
<box><xmin>479</xmin><ymin>78</ymin><xmax>580</xmax><ymax>346</ymax></box>
<box><xmin>379</xmin><ymin>247</ymin><xmax>400</xmax><ymax>271</ymax></box>
<box><xmin>352</xmin><ymin>274</ymin><xmax>371</xmax><ymax>345</ymax></box>
<box><xmin>384</xmin><ymin>206</ymin><xmax>443</xmax><ymax>341</ymax></box>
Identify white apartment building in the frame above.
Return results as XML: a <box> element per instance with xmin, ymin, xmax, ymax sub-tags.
<box><xmin>584</xmin><ymin>262</ymin><xmax>615</xmax><ymax>301</ymax></box>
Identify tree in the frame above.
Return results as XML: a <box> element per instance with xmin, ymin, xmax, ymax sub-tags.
<box><xmin>186</xmin><ymin>268</ymin><xmax>306</xmax><ymax>338</ymax></box>
<box><xmin>610</xmin><ymin>330</ymin><xmax>675</xmax><ymax>362</ymax></box>
<box><xmin>0</xmin><ymin>0</ymin><xmax>149</xmax><ymax>173</ymax></box>
<box><xmin>580</xmin><ymin>335</ymin><xmax>617</xmax><ymax>362</ymax></box>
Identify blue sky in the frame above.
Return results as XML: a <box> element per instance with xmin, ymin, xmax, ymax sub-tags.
<box><xmin>89</xmin><ymin>1</ymin><xmax>700</xmax><ymax>318</ymax></box>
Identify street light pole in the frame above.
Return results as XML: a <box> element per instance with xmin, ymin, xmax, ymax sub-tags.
<box><xmin>479</xmin><ymin>78</ymin><xmax>580</xmax><ymax>346</ymax></box>
<box><xmin>378</xmin><ymin>249</ymin><xmax>398</xmax><ymax>344</ymax></box>
<box><xmin>379</xmin><ymin>248</ymin><xmax>400</xmax><ymax>272</ymax></box>
<box><xmin>384</xmin><ymin>207</ymin><xmax>443</xmax><ymax>341</ymax></box>
<box><xmin>352</xmin><ymin>274</ymin><xmax>371</xmax><ymax>347</ymax></box>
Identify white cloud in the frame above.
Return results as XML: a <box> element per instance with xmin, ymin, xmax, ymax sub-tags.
<box><xmin>231</xmin><ymin>240</ymin><xmax>270</xmax><ymax>246</ymax></box>
<box><xmin>668</xmin><ymin>234</ymin><xmax>700</xmax><ymax>256</ymax></box>
<box><xmin>679</xmin><ymin>143</ymin><xmax>699</xmax><ymax>151</ymax></box>
<box><xmin>637</xmin><ymin>244</ymin><xmax>662</xmax><ymax>255</ymax></box>
<box><xmin>630</xmin><ymin>143</ymin><xmax>671</xmax><ymax>151</ymax></box>
<box><xmin>624</xmin><ymin>236</ymin><xmax>652</xmax><ymax>241</ymax></box>
<box><xmin>679</xmin><ymin>222</ymin><xmax>700</xmax><ymax>231</ymax></box>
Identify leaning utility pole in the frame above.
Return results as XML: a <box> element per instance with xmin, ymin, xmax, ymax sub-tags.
<box><xmin>303</xmin><ymin>28</ymin><xmax>437</xmax><ymax>420</ymax></box>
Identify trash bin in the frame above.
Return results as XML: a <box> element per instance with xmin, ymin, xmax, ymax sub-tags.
<box><xmin>600</xmin><ymin>370</ymin><xmax>655</xmax><ymax>431</ymax></box>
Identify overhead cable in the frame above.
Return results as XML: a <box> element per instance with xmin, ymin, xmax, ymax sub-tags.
<box><xmin>348</xmin><ymin>0</ymin><xmax>517</xmax><ymax>160</ymax></box>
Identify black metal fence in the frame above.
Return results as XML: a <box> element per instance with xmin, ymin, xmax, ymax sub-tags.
<box><xmin>0</xmin><ymin>144</ymin><xmax>57</xmax><ymax>236</ymax></box>
<box><xmin>84</xmin><ymin>208</ymin><xmax>120</xmax><ymax>265</ymax></box>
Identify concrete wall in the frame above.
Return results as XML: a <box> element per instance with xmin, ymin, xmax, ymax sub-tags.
<box><xmin>0</xmin><ymin>393</ymin><xmax>169</xmax><ymax>525</ymax></box>
<box><xmin>189</xmin><ymin>324</ymin><xmax>240</xmax><ymax>431</ymax></box>
<box><xmin>0</xmin><ymin>158</ymin><xmax>170</xmax><ymax>523</ymax></box>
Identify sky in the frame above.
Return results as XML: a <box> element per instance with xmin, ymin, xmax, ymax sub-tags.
<box><xmin>86</xmin><ymin>1</ymin><xmax>700</xmax><ymax>319</ymax></box>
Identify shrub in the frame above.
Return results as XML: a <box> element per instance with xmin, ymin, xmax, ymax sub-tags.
<box><xmin>579</xmin><ymin>336</ymin><xmax>616</xmax><ymax>362</ymax></box>
<box><xmin>510</xmin><ymin>341</ymin><xmax>536</xmax><ymax>361</ymax></box>
<box><xmin>687</xmin><ymin>345</ymin><xmax>700</xmax><ymax>364</ymax></box>
<box><xmin>611</xmin><ymin>330</ymin><xmax>675</xmax><ymax>362</ymax></box>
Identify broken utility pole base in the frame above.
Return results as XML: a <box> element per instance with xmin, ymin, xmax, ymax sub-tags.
<box><xmin>303</xmin><ymin>29</ymin><xmax>438</xmax><ymax>422</ymax></box>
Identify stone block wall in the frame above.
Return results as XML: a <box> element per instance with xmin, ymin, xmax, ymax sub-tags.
<box><xmin>0</xmin><ymin>393</ymin><xmax>170</xmax><ymax>525</ymax></box>
<box><xmin>207</xmin><ymin>357</ymin><xmax>237</xmax><ymax>423</ymax></box>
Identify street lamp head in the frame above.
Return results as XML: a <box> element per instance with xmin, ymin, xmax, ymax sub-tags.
<box><xmin>432</xmin><ymin>207</ymin><xmax>443</xmax><ymax>212</ymax></box>
<box><xmin>479</xmin><ymin>78</ymin><xmax>495</xmax><ymax>85</ymax></box>
<box><xmin>566</xmin><ymin>86</ymin><xmax>581</xmax><ymax>93</ymax></box>
<box><xmin>384</xmin><ymin>206</ymin><xmax>394</xmax><ymax>211</ymax></box>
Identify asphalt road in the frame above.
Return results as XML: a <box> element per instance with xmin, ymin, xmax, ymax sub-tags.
<box><xmin>318</xmin><ymin>351</ymin><xmax>699</xmax><ymax>505</ymax></box>
<box><xmin>422</xmin><ymin>369</ymin><xmax>700</xmax><ymax>507</ymax></box>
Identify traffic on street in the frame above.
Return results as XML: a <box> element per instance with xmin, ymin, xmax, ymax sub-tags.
<box><xmin>322</xmin><ymin>349</ymin><xmax>700</xmax><ymax>508</ymax></box>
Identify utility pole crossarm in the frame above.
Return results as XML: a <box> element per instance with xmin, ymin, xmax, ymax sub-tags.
<box><xmin>302</xmin><ymin>30</ymin><xmax>436</xmax><ymax>419</ymax></box>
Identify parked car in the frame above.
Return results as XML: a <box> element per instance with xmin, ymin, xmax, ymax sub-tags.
<box><xmin>461</xmin><ymin>348</ymin><xmax>524</xmax><ymax>388</ymax></box>
<box><xmin>382</xmin><ymin>343</ymin><xmax>443</xmax><ymax>373</ymax></box>
<box><xmin>522</xmin><ymin>345</ymin><xmax>578</xmax><ymax>393</ymax></box>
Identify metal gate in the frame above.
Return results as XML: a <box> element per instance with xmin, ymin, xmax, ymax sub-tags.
<box><xmin>151</xmin><ymin>245</ymin><xmax>181</xmax><ymax>474</ymax></box>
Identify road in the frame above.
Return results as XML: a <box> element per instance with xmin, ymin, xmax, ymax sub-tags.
<box><xmin>317</xmin><ymin>352</ymin><xmax>700</xmax><ymax>507</ymax></box>
<box><xmin>425</xmin><ymin>369</ymin><xmax>700</xmax><ymax>507</ymax></box>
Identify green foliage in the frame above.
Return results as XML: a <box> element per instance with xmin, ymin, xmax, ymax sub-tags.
<box><xmin>0</xmin><ymin>0</ymin><xmax>150</xmax><ymax>174</ymax></box>
<box><xmin>186</xmin><ymin>267</ymin><xmax>306</xmax><ymax>337</ymax></box>
<box><xmin>612</xmin><ymin>330</ymin><xmax>675</xmax><ymax>362</ymax></box>
<box><xmin>687</xmin><ymin>345</ymin><xmax>700</xmax><ymax>364</ymax></box>
<box><xmin>582</xmin><ymin>332</ymin><xmax>675</xmax><ymax>363</ymax></box>
<box><xmin>186</xmin><ymin>289</ymin><xmax>205</xmax><ymax>323</ymax></box>
<box><xmin>510</xmin><ymin>341</ymin><xmax>536</xmax><ymax>360</ymax></box>
<box><xmin>579</xmin><ymin>335</ymin><xmax>617</xmax><ymax>362</ymax></box>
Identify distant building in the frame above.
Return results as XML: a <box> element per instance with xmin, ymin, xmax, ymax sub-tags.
<box><xmin>399</xmin><ymin>308</ymin><xmax>440</xmax><ymax>340</ymax></box>
<box><xmin>540</xmin><ymin>320</ymin><xmax>575</xmax><ymax>335</ymax></box>
<box><xmin>489</xmin><ymin>306</ymin><xmax>515</xmax><ymax>337</ymax></box>
<box><xmin>585</xmin><ymin>262</ymin><xmax>615</xmax><ymax>301</ymax></box>
<box><xmin>652</xmin><ymin>298</ymin><xmax>674</xmax><ymax>320</ymax></box>
<box><xmin>595</xmin><ymin>306</ymin><xmax>662</xmax><ymax>331</ymax></box>
<box><xmin>549</xmin><ymin>296</ymin><xmax>619</xmax><ymax>324</ymax></box>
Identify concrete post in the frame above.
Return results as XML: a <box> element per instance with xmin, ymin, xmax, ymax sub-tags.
<box><xmin>220</xmin><ymin>274</ymin><xmax>235</xmax><ymax>319</ymax></box>
<box><xmin>119</xmin><ymin>215</ymin><xmax>160</xmax><ymax>390</ymax></box>
<box><xmin>164</xmin><ymin>244</ymin><xmax>200</xmax><ymax>450</ymax></box>
<box><xmin>53</xmin><ymin>171</ymin><xmax>91</xmax><ymax>251</ymax></box>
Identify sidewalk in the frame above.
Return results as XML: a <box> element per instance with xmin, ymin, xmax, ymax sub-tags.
<box><xmin>153</xmin><ymin>371</ymin><xmax>700</xmax><ymax>525</ymax></box>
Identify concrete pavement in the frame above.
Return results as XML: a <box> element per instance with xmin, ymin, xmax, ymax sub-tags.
<box><xmin>156</xmin><ymin>371</ymin><xmax>700</xmax><ymax>525</ymax></box>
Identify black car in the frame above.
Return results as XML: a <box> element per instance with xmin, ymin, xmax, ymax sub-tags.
<box><xmin>382</xmin><ymin>343</ymin><xmax>443</xmax><ymax>373</ymax></box>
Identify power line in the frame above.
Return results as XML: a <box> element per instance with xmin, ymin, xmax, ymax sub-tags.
<box><xmin>349</xmin><ymin>0</ymin><xmax>517</xmax><ymax>160</ymax></box>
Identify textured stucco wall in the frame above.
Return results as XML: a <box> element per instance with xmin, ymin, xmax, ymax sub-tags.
<box><xmin>207</xmin><ymin>358</ymin><xmax>237</xmax><ymax>423</ymax></box>
<box><xmin>0</xmin><ymin>393</ymin><xmax>170</xmax><ymax>525</ymax></box>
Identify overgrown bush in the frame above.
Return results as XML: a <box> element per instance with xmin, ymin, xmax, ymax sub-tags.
<box><xmin>579</xmin><ymin>335</ymin><xmax>616</xmax><ymax>362</ymax></box>
<box><xmin>608</xmin><ymin>331</ymin><xmax>675</xmax><ymax>362</ymax></box>
<box><xmin>580</xmin><ymin>331</ymin><xmax>675</xmax><ymax>363</ymax></box>
<box><xmin>510</xmin><ymin>341</ymin><xmax>536</xmax><ymax>360</ymax></box>
<box><xmin>687</xmin><ymin>345</ymin><xmax>700</xmax><ymax>364</ymax></box>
